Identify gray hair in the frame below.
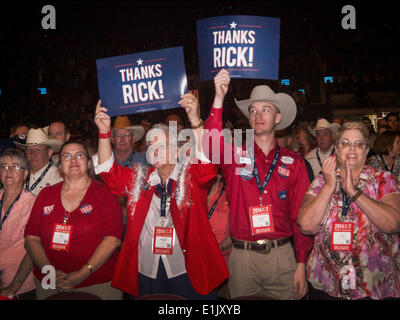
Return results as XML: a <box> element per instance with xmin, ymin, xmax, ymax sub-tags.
<box><xmin>0</xmin><ymin>148</ymin><xmax>31</xmax><ymax>174</ymax></box>
<box><xmin>146</xmin><ymin>123</ymin><xmax>178</xmax><ymax>146</ymax></box>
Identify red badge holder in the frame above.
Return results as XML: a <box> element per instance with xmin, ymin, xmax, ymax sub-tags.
<box><xmin>50</xmin><ymin>223</ymin><xmax>73</xmax><ymax>252</ymax></box>
<box><xmin>330</xmin><ymin>222</ymin><xmax>354</xmax><ymax>251</ymax></box>
<box><xmin>153</xmin><ymin>227</ymin><xmax>174</xmax><ymax>255</ymax></box>
<box><xmin>249</xmin><ymin>205</ymin><xmax>274</xmax><ymax>235</ymax></box>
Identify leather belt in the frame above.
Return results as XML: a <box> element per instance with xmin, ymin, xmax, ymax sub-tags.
<box><xmin>232</xmin><ymin>237</ymin><xmax>291</xmax><ymax>254</ymax></box>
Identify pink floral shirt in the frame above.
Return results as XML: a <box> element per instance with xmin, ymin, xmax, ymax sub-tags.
<box><xmin>306</xmin><ymin>166</ymin><xmax>400</xmax><ymax>299</ymax></box>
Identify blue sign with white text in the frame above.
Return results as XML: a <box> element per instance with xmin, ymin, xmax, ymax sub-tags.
<box><xmin>197</xmin><ymin>15</ymin><xmax>280</xmax><ymax>81</ymax></box>
<box><xmin>96</xmin><ymin>47</ymin><xmax>188</xmax><ymax>117</ymax></box>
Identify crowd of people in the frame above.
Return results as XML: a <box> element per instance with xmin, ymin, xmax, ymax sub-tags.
<box><xmin>0</xmin><ymin>68</ymin><xmax>399</xmax><ymax>301</ymax></box>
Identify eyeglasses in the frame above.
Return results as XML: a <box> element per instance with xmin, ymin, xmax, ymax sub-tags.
<box><xmin>26</xmin><ymin>148</ymin><xmax>47</xmax><ymax>155</ymax></box>
<box><xmin>61</xmin><ymin>152</ymin><xmax>88</xmax><ymax>161</ymax></box>
<box><xmin>0</xmin><ymin>164</ymin><xmax>25</xmax><ymax>172</ymax></box>
<box><xmin>113</xmin><ymin>133</ymin><xmax>131</xmax><ymax>139</ymax></box>
<box><xmin>337</xmin><ymin>139</ymin><xmax>366</xmax><ymax>150</ymax></box>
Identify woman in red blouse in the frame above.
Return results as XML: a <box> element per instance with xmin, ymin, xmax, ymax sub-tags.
<box><xmin>25</xmin><ymin>141</ymin><xmax>123</xmax><ymax>300</ymax></box>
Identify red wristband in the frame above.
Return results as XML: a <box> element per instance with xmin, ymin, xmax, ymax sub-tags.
<box><xmin>99</xmin><ymin>131</ymin><xmax>111</xmax><ymax>139</ymax></box>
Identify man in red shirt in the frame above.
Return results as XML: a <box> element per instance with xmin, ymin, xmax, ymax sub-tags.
<box><xmin>203</xmin><ymin>69</ymin><xmax>313</xmax><ymax>299</ymax></box>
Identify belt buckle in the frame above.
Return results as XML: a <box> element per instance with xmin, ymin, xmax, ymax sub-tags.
<box><xmin>256</xmin><ymin>239</ymin><xmax>271</xmax><ymax>254</ymax></box>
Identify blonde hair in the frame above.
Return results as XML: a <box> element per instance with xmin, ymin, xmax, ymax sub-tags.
<box><xmin>335</xmin><ymin>122</ymin><xmax>372</xmax><ymax>149</ymax></box>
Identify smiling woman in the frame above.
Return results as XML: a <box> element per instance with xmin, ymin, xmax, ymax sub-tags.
<box><xmin>24</xmin><ymin>140</ymin><xmax>124</xmax><ymax>300</ymax></box>
<box><xmin>297</xmin><ymin>122</ymin><xmax>400</xmax><ymax>300</ymax></box>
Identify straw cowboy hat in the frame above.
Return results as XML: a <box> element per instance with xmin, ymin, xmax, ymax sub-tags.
<box><xmin>234</xmin><ymin>85</ymin><xmax>297</xmax><ymax>131</ymax></box>
<box><xmin>311</xmin><ymin>118</ymin><xmax>340</xmax><ymax>137</ymax></box>
<box><xmin>112</xmin><ymin>116</ymin><xmax>145</xmax><ymax>141</ymax></box>
<box><xmin>14</xmin><ymin>127</ymin><xmax>63</xmax><ymax>152</ymax></box>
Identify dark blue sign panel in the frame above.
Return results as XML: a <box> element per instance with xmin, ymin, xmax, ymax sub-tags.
<box><xmin>197</xmin><ymin>15</ymin><xmax>280</xmax><ymax>81</ymax></box>
<box><xmin>96</xmin><ymin>46</ymin><xmax>188</xmax><ymax>117</ymax></box>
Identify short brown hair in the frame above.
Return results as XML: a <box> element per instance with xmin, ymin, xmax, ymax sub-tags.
<box><xmin>374</xmin><ymin>131</ymin><xmax>400</xmax><ymax>155</ymax></box>
<box><xmin>335</xmin><ymin>122</ymin><xmax>372</xmax><ymax>149</ymax></box>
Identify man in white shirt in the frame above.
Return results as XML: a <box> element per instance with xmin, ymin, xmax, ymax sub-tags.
<box><xmin>16</xmin><ymin>128</ymin><xmax>63</xmax><ymax>196</ymax></box>
<box><xmin>305</xmin><ymin>119</ymin><xmax>339</xmax><ymax>178</ymax></box>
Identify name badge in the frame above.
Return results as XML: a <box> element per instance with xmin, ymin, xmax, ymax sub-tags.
<box><xmin>239</xmin><ymin>157</ymin><xmax>252</xmax><ymax>165</ymax></box>
<box><xmin>249</xmin><ymin>205</ymin><xmax>274</xmax><ymax>235</ymax></box>
<box><xmin>153</xmin><ymin>227</ymin><xmax>174</xmax><ymax>255</ymax></box>
<box><xmin>330</xmin><ymin>222</ymin><xmax>354</xmax><ymax>251</ymax></box>
<box><xmin>50</xmin><ymin>223</ymin><xmax>73</xmax><ymax>252</ymax></box>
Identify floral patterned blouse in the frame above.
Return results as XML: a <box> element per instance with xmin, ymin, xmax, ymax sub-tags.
<box><xmin>306</xmin><ymin>166</ymin><xmax>400</xmax><ymax>299</ymax></box>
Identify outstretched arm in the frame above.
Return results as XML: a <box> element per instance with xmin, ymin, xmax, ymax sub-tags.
<box><xmin>94</xmin><ymin>99</ymin><xmax>112</xmax><ymax>165</ymax></box>
<box><xmin>179</xmin><ymin>93</ymin><xmax>203</xmax><ymax>155</ymax></box>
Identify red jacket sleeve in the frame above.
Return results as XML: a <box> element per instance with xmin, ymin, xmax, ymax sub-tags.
<box><xmin>100</xmin><ymin>161</ymin><xmax>138</xmax><ymax>197</ymax></box>
<box><xmin>189</xmin><ymin>163</ymin><xmax>217</xmax><ymax>189</ymax></box>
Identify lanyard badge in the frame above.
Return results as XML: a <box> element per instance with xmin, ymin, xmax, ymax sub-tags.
<box><xmin>248</xmin><ymin>145</ymin><xmax>280</xmax><ymax>235</ymax></box>
<box><xmin>249</xmin><ymin>204</ymin><xmax>274</xmax><ymax>235</ymax></box>
<box><xmin>153</xmin><ymin>226</ymin><xmax>174</xmax><ymax>255</ymax></box>
<box><xmin>50</xmin><ymin>223</ymin><xmax>73</xmax><ymax>252</ymax></box>
<box><xmin>153</xmin><ymin>179</ymin><xmax>175</xmax><ymax>255</ymax></box>
<box><xmin>330</xmin><ymin>222</ymin><xmax>354</xmax><ymax>251</ymax></box>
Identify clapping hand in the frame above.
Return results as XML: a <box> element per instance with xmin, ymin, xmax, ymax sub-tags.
<box><xmin>340</xmin><ymin>158</ymin><xmax>357</xmax><ymax>197</ymax></box>
<box><xmin>321</xmin><ymin>155</ymin><xmax>337</xmax><ymax>193</ymax></box>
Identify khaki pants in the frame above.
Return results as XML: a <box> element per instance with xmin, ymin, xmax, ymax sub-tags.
<box><xmin>228</xmin><ymin>241</ymin><xmax>297</xmax><ymax>300</ymax></box>
<box><xmin>34</xmin><ymin>277</ymin><xmax>123</xmax><ymax>300</ymax></box>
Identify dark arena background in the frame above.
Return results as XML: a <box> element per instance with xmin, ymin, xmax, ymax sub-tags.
<box><xmin>1</xmin><ymin>0</ymin><xmax>399</xmax><ymax>140</ymax></box>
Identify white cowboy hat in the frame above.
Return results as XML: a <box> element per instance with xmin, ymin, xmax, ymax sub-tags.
<box><xmin>111</xmin><ymin>116</ymin><xmax>145</xmax><ymax>141</ymax></box>
<box><xmin>234</xmin><ymin>85</ymin><xmax>297</xmax><ymax>131</ymax></box>
<box><xmin>14</xmin><ymin>127</ymin><xmax>63</xmax><ymax>152</ymax></box>
<box><xmin>312</xmin><ymin>118</ymin><xmax>340</xmax><ymax>137</ymax></box>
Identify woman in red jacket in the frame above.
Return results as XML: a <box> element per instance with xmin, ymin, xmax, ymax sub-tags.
<box><xmin>93</xmin><ymin>94</ymin><xmax>229</xmax><ymax>299</ymax></box>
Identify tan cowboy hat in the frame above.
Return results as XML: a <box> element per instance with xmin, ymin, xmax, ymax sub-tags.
<box><xmin>234</xmin><ymin>85</ymin><xmax>297</xmax><ymax>131</ymax></box>
<box><xmin>312</xmin><ymin>118</ymin><xmax>340</xmax><ymax>137</ymax></box>
<box><xmin>14</xmin><ymin>127</ymin><xmax>63</xmax><ymax>152</ymax></box>
<box><xmin>111</xmin><ymin>116</ymin><xmax>145</xmax><ymax>141</ymax></box>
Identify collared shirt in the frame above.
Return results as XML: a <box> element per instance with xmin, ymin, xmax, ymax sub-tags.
<box><xmin>0</xmin><ymin>189</ymin><xmax>36</xmax><ymax>295</ymax></box>
<box><xmin>115</xmin><ymin>150</ymin><xmax>148</xmax><ymax>168</ymax></box>
<box><xmin>93</xmin><ymin>154</ymin><xmax>186</xmax><ymax>279</ymax></box>
<box><xmin>204</xmin><ymin>107</ymin><xmax>313</xmax><ymax>263</ymax></box>
<box><xmin>305</xmin><ymin>145</ymin><xmax>335</xmax><ymax>178</ymax></box>
<box><xmin>26</xmin><ymin>162</ymin><xmax>63</xmax><ymax>196</ymax></box>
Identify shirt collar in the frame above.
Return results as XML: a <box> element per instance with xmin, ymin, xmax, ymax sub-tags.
<box><xmin>318</xmin><ymin>145</ymin><xmax>334</xmax><ymax>156</ymax></box>
<box><xmin>115</xmin><ymin>150</ymin><xmax>135</xmax><ymax>166</ymax></box>
<box><xmin>147</xmin><ymin>162</ymin><xmax>181</xmax><ymax>187</ymax></box>
<box><xmin>253</xmin><ymin>139</ymin><xmax>279</xmax><ymax>160</ymax></box>
<box><xmin>30</xmin><ymin>161</ymin><xmax>52</xmax><ymax>178</ymax></box>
